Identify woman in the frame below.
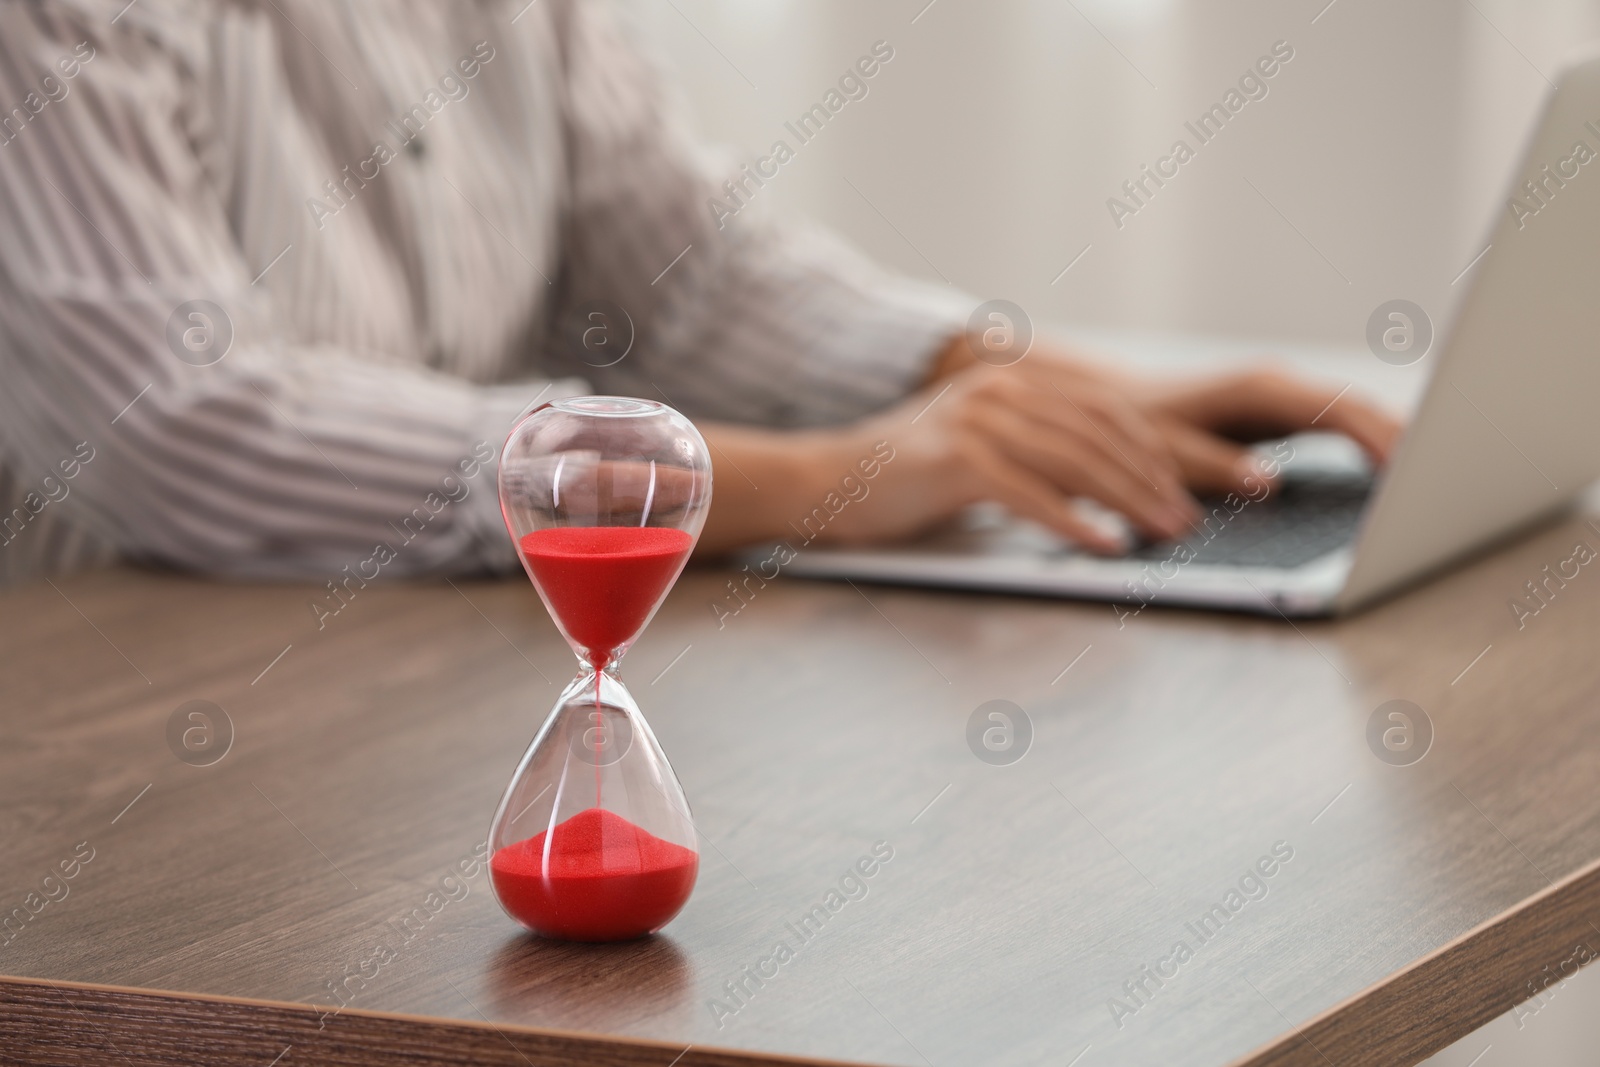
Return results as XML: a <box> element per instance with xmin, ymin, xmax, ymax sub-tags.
<box><xmin>0</xmin><ymin>0</ymin><xmax>1397</xmax><ymax>582</ymax></box>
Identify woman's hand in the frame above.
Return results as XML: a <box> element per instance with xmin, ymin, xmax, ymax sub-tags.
<box><xmin>1129</xmin><ymin>368</ymin><xmax>1402</xmax><ymax>492</ymax></box>
<box><xmin>693</xmin><ymin>333</ymin><xmax>1403</xmax><ymax>556</ymax></box>
<box><xmin>816</xmin><ymin>356</ymin><xmax>1198</xmax><ymax>552</ymax></box>
<box><xmin>930</xmin><ymin>332</ymin><xmax>1401</xmax><ymax>490</ymax></box>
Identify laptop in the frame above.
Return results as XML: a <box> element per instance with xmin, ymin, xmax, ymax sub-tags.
<box><xmin>772</xmin><ymin>53</ymin><xmax>1600</xmax><ymax>617</ymax></box>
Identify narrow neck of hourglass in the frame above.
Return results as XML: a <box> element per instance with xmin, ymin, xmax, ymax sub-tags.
<box><xmin>579</xmin><ymin>649</ymin><xmax>625</xmax><ymax>674</ymax></box>
<box><xmin>559</xmin><ymin>662</ymin><xmax>637</xmax><ymax>713</ymax></box>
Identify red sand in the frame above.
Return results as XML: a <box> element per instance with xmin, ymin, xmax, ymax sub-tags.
<box><xmin>518</xmin><ymin>526</ymin><xmax>692</xmax><ymax>666</ymax></box>
<box><xmin>490</xmin><ymin>807</ymin><xmax>698</xmax><ymax>941</ymax></box>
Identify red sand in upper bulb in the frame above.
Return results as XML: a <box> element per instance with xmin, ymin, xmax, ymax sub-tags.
<box><xmin>518</xmin><ymin>526</ymin><xmax>692</xmax><ymax>666</ymax></box>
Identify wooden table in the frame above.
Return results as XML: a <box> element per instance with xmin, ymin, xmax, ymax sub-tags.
<box><xmin>4</xmin><ymin>507</ymin><xmax>1600</xmax><ymax>1067</ymax></box>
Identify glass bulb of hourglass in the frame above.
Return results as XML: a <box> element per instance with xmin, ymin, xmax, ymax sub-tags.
<box><xmin>488</xmin><ymin>397</ymin><xmax>712</xmax><ymax>941</ymax></box>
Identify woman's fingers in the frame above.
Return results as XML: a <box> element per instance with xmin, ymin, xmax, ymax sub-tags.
<box><xmin>1298</xmin><ymin>388</ymin><xmax>1403</xmax><ymax>463</ymax></box>
<box><xmin>970</xmin><ymin>402</ymin><xmax>1193</xmax><ymax>540</ymax></box>
<box><xmin>1044</xmin><ymin>380</ymin><xmax>1176</xmax><ymax>471</ymax></box>
<box><xmin>1013</xmin><ymin>379</ymin><xmax>1196</xmax><ymax>514</ymax></box>
<box><xmin>1156</xmin><ymin>369</ymin><xmax>1403</xmax><ymax>463</ymax></box>
<box><xmin>944</xmin><ymin>372</ymin><xmax>1208</xmax><ymax>541</ymax></box>
<box><xmin>1157</xmin><ymin>419</ymin><xmax>1269</xmax><ymax>497</ymax></box>
<box><xmin>967</xmin><ymin>365</ymin><xmax>1185</xmax><ymax>491</ymax></box>
<box><xmin>1037</xmin><ymin>384</ymin><xmax>1188</xmax><ymax>494</ymax></box>
<box><xmin>914</xmin><ymin>356</ymin><xmax>1405</xmax><ymax>552</ymax></box>
<box><xmin>957</xmin><ymin>437</ymin><xmax>1127</xmax><ymax>553</ymax></box>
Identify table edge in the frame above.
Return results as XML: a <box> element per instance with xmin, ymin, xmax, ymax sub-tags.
<box><xmin>11</xmin><ymin>844</ymin><xmax>1597</xmax><ymax>1067</ymax></box>
<box><xmin>0</xmin><ymin>973</ymin><xmax>884</xmax><ymax>1067</ymax></box>
<box><xmin>1226</xmin><ymin>850</ymin><xmax>1600</xmax><ymax>1066</ymax></box>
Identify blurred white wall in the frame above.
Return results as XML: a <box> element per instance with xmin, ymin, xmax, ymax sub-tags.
<box><xmin>626</xmin><ymin>2</ymin><xmax>1600</xmax><ymax>1062</ymax></box>
<box><xmin>626</xmin><ymin>0</ymin><xmax>1600</xmax><ymax>356</ymax></box>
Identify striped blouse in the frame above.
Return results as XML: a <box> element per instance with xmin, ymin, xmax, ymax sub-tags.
<box><xmin>0</xmin><ymin>0</ymin><xmax>961</xmax><ymax>584</ymax></box>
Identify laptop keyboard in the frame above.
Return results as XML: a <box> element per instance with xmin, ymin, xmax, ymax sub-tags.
<box><xmin>1127</xmin><ymin>470</ymin><xmax>1372</xmax><ymax>569</ymax></box>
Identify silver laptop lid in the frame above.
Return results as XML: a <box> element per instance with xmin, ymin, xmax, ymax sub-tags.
<box><xmin>1338</xmin><ymin>52</ymin><xmax>1600</xmax><ymax>612</ymax></box>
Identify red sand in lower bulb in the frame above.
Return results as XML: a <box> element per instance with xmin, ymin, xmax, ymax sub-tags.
<box><xmin>490</xmin><ymin>807</ymin><xmax>698</xmax><ymax>941</ymax></box>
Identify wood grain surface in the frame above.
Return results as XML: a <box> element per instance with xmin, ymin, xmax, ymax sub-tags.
<box><xmin>3</xmin><ymin>508</ymin><xmax>1600</xmax><ymax>1066</ymax></box>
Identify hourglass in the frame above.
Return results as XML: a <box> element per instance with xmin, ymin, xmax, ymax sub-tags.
<box><xmin>488</xmin><ymin>397</ymin><xmax>711</xmax><ymax>941</ymax></box>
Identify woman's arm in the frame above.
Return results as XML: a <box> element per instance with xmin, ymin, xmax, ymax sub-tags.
<box><xmin>0</xmin><ymin>8</ymin><xmax>580</xmax><ymax>579</ymax></box>
<box><xmin>539</xmin><ymin>1</ymin><xmax>965</xmax><ymax>430</ymax></box>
